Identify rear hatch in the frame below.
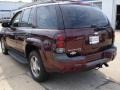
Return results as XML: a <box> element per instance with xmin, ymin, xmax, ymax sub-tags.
<box><xmin>64</xmin><ymin>28</ymin><xmax>113</xmax><ymax>55</ymax></box>
<box><xmin>60</xmin><ymin>4</ymin><xmax>114</xmax><ymax>56</ymax></box>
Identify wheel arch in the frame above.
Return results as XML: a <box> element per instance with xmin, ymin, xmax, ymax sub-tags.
<box><xmin>25</xmin><ymin>38</ymin><xmax>43</xmax><ymax>58</ymax></box>
<box><xmin>25</xmin><ymin>44</ymin><xmax>41</xmax><ymax>60</ymax></box>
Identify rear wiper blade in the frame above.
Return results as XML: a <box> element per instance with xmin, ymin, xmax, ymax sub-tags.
<box><xmin>91</xmin><ymin>24</ymin><xmax>99</xmax><ymax>28</ymax></box>
<box><xmin>91</xmin><ymin>24</ymin><xmax>107</xmax><ymax>29</ymax></box>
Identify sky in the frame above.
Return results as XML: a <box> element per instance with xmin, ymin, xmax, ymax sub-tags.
<box><xmin>0</xmin><ymin>0</ymin><xmax>32</xmax><ymax>2</ymax></box>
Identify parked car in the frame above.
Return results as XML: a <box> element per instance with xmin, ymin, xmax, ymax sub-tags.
<box><xmin>1</xmin><ymin>17</ymin><xmax>11</xmax><ymax>23</ymax></box>
<box><xmin>0</xmin><ymin>1</ymin><xmax>117</xmax><ymax>82</ymax></box>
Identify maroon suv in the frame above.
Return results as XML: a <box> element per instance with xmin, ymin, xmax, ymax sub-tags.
<box><xmin>0</xmin><ymin>1</ymin><xmax>117</xmax><ymax>82</ymax></box>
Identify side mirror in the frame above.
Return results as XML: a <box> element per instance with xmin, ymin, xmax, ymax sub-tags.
<box><xmin>10</xmin><ymin>26</ymin><xmax>16</xmax><ymax>31</ymax></box>
<box><xmin>2</xmin><ymin>22</ymin><xmax>10</xmax><ymax>27</ymax></box>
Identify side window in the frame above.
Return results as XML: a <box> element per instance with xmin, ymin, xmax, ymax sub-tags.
<box><xmin>20</xmin><ymin>9</ymin><xmax>31</xmax><ymax>27</ymax></box>
<box><xmin>12</xmin><ymin>12</ymin><xmax>22</xmax><ymax>27</ymax></box>
<box><xmin>37</xmin><ymin>6</ymin><xmax>58</xmax><ymax>29</ymax></box>
<box><xmin>28</xmin><ymin>8</ymin><xmax>35</xmax><ymax>27</ymax></box>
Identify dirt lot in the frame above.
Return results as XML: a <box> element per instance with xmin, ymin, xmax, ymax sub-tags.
<box><xmin>0</xmin><ymin>31</ymin><xmax>119</xmax><ymax>90</ymax></box>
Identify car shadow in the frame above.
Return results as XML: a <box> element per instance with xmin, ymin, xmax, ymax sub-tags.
<box><xmin>40</xmin><ymin>70</ymin><xmax>115</xmax><ymax>90</ymax></box>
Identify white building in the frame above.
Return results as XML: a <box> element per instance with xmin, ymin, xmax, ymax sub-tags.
<box><xmin>101</xmin><ymin>0</ymin><xmax>116</xmax><ymax>29</ymax></box>
<box><xmin>101</xmin><ymin>0</ymin><xmax>120</xmax><ymax>29</ymax></box>
<box><xmin>80</xmin><ymin>0</ymin><xmax>118</xmax><ymax>29</ymax></box>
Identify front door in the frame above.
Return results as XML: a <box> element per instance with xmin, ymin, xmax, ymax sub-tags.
<box><xmin>6</xmin><ymin>11</ymin><xmax>22</xmax><ymax>50</ymax></box>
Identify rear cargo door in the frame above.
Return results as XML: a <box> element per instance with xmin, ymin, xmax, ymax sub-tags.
<box><xmin>60</xmin><ymin>4</ymin><xmax>113</xmax><ymax>55</ymax></box>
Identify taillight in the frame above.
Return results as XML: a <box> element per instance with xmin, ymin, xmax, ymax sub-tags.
<box><xmin>112</xmin><ymin>30</ymin><xmax>115</xmax><ymax>45</ymax></box>
<box><xmin>108</xmin><ymin>27</ymin><xmax>115</xmax><ymax>45</ymax></box>
<box><xmin>55</xmin><ymin>34</ymin><xmax>65</xmax><ymax>54</ymax></box>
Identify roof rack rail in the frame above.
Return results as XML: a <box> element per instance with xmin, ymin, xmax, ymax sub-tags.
<box><xmin>18</xmin><ymin>0</ymin><xmax>87</xmax><ymax>9</ymax></box>
<box><xmin>19</xmin><ymin>0</ymin><xmax>56</xmax><ymax>9</ymax></box>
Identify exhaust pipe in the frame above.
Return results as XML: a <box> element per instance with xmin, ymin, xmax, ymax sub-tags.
<box><xmin>95</xmin><ymin>64</ymin><xmax>102</xmax><ymax>70</ymax></box>
<box><xmin>104</xmin><ymin>63</ymin><xmax>109</xmax><ymax>67</ymax></box>
<box><xmin>96</xmin><ymin>63</ymin><xmax>109</xmax><ymax>70</ymax></box>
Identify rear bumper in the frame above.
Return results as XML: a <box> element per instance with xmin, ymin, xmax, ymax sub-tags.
<box><xmin>44</xmin><ymin>46</ymin><xmax>117</xmax><ymax>73</ymax></box>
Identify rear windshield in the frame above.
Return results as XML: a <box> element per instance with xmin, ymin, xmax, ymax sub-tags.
<box><xmin>60</xmin><ymin>5</ymin><xmax>109</xmax><ymax>29</ymax></box>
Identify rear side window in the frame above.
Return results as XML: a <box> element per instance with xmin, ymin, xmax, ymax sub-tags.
<box><xmin>60</xmin><ymin>5</ymin><xmax>109</xmax><ymax>29</ymax></box>
<box><xmin>36</xmin><ymin>5</ymin><xmax>58</xmax><ymax>29</ymax></box>
<box><xmin>20</xmin><ymin>8</ymin><xmax>31</xmax><ymax>27</ymax></box>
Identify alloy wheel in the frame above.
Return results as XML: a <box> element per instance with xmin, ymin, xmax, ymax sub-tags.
<box><xmin>30</xmin><ymin>56</ymin><xmax>41</xmax><ymax>78</ymax></box>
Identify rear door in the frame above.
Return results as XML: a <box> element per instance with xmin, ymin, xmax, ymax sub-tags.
<box><xmin>60</xmin><ymin>4</ymin><xmax>113</xmax><ymax>55</ymax></box>
<box><xmin>15</xmin><ymin>8</ymin><xmax>36</xmax><ymax>53</ymax></box>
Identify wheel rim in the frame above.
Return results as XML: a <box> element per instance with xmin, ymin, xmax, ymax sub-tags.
<box><xmin>1</xmin><ymin>40</ymin><xmax>5</xmax><ymax>52</ymax></box>
<box><xmin>30</xmin><ymin>56</ymin><xmax>41</xmax><ymax>78</ymax></box>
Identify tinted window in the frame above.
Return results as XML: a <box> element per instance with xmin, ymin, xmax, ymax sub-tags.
<box><xmin>37</xmin><ymin>6</ymin><xmax>58</xmax><ymax>29</ymax></box>
<box><xmin>21</xmin><ymin>9</ymin><xmax>31</xmax><ymax>27</ymax></box>
<box><xmin>61</xmin><ymin>5</ymin><xmax>109</xmax><ymax>29</ymax></box>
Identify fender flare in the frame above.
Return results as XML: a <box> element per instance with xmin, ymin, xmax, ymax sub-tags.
<box><xmin>25</xmin><ymin>38</ymin><xmax>48</xmax><ymax>66</ymax></box>
<box><xmin>25</xmin><ymin>38</ymin><xmax>43</xmax><ymax>57</ymax></box>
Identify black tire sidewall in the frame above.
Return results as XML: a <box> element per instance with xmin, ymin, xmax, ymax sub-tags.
<box><xmin>29</xmin><ymin>51</ymin><xmax>48</xmax><ymax>82</ymax></box>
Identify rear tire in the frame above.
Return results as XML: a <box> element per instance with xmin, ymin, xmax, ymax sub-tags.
<box><xmin>29</xmin><ymin>51</ymin><xmax>48</xmax><ymax>82</ymax></box>
<box><xmin>1</xmin><ymin>39</ymin><xmax>8</xmax><ymax>55</ymax></box>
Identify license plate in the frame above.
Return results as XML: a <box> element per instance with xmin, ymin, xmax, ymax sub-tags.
<box><xmin>89</xmin><ymin>36</ymin><xmax>99</xmax><ymax>44</ymax></box>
